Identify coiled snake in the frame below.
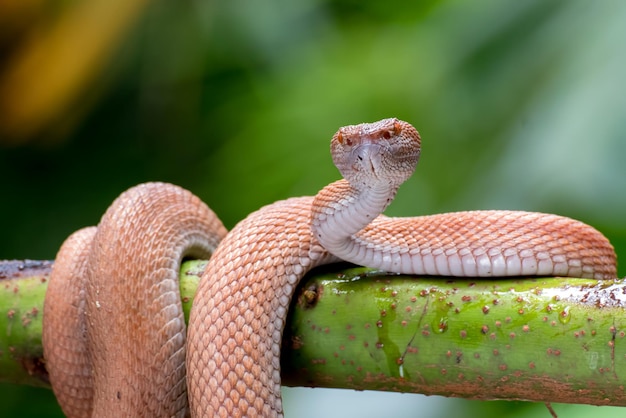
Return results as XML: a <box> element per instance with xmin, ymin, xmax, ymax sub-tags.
<box><xmin>43</xmin><ymin>118</ymin><xmax>616</xmax><ymax>417</ymax></box>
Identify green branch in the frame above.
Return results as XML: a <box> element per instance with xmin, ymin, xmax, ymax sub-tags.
<box><xmin>1</xmin><ymin>259</ymin><xmax>625</xmax><ymax>407</ymax></box>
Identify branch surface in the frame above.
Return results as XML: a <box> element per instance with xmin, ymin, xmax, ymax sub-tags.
<box><xmin>1</xmin><ymin>259</ymin><xmax>625</xmax><ymax>407</ymax></box>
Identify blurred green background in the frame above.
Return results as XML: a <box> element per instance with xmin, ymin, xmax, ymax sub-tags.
<box><xmin>1</xmin><ymin>0</ymin><xmax>625</xmax><ymax>416</ymax></box>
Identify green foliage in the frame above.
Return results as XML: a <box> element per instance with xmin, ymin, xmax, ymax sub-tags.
<box><xmin>1</xmin><ymin>0</ymin><xmax>625</xmax><ymax>416</ymax></box>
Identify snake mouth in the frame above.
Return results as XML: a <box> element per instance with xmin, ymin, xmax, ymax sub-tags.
<box><xmin>352</xmin><ymin>142</ymin><xmax>385</xmax><ymax>179</ymax></box>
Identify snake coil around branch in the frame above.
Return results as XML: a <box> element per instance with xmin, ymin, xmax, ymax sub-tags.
<box><xmin>42</xmin><ymin>118</ymin><xmax>616</xmax><ymax>417</ymax></box>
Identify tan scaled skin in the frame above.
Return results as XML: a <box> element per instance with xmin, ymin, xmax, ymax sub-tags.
<box><xmin>43</xmin><ymin>183</ymin><xmax>227</xmax><ymax>417</ymax></box>
<box><xmin>43</xmin><ymin>119</ymin><xmax>616</xmax><ymax>417</ymax></box>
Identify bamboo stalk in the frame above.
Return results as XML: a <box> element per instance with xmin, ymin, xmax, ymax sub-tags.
<box><xmin>1</xmin><ymin>259</ymin><xmax>625</xmax><ymax>406</ymax></box>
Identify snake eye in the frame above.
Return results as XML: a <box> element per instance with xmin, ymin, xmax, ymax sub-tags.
<box><xmin>380</xmin><ymin>120</ymin><xmax>402</xmax><ymax>140</ymax></box>
<box><xmin>336</xmin><ymin>131</ymin><xmax>353</xmax><ymax>146</ymax></box>
<box><xmin>393</xmin><ymin>120</ymin><xmax>402</xmax><ymax>134</ymax></box>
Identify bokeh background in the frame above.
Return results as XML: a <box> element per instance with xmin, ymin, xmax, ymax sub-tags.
<box><xmin>1</xmin><ymin>0</ymin><xmax>625</xmax><ymax>416</ymax></box>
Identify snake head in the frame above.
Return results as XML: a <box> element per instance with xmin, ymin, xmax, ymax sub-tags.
<box><xmin>331</xmin><ymin>118</ymin><xmax>421</xmax><ymax>189</ymax></box>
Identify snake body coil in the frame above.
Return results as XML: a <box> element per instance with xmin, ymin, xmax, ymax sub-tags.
<box><xmin>43</xmin><ymin>119</ymin><xmax>616</xmax><ymax>417</ymax></box>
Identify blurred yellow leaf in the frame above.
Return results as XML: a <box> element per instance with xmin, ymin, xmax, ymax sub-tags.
<box><xmin>0</xmin><ymin>0</ymin><xmax>150</xmax><ymax>144</ymax></box>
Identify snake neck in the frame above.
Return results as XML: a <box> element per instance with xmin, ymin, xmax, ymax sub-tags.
<box><xmin>311</xmin><ymin>179</ymin><xmax>397</xmax><ymax>261</ymax></box>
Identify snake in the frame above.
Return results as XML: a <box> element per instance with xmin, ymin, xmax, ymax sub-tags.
<box><xmin>42</xmin><ymin>118</ymin><xmax>617</xmax><ymax>417</ymax></box>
